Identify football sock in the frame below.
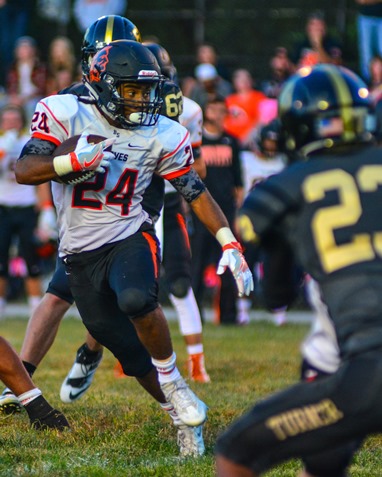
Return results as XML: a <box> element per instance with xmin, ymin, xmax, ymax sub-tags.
<box><xmin>23</xmin><ymin>394</ymin><xmax>70</xmax><ymax>430</ymax></box>
<box><xmin>28</xmin><ymin>296</ymin><xmax>41</xmax><ymax>315</ymax></box>
<box><xmin>0</xmin><ymin>297</ymin><xmax>6</xmax><ymax>317</ymax></box>
<box><xmin>187</xmin><ymin>343</ymin><xmax>203</xmax><ymax>356</ymax></box>
<box><xmin>18</xmin><ymin>388</ymin><xmax>42</xmax><ymax>406</ymax></box>
<box><xmin>160</xmin><ymin>402</ymin><xmax>181</xmax><ymax>426</ymax></box>
<box><xmin>22</xmin><ymin>361</ymin><xmax>37</xmax><ymax>378</ymax></box>
<box><xmin>152</xmin><ymin>352</ymin><xmax>181</xmax><ymax>384</ymax></box>
<box><xmin>169</xmin><ymin>287</ymin><xmax>202</xmax><ymax>336</ymax></box>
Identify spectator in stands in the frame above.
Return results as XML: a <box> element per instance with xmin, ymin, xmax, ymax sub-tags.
<box><xmin>73</xmin><ymin>0</ymin><xmax>127</xmax><ymax>33</ymax></box>
<box><xmin>188</xmin><ymin>63</ymin><xmax>232</xmax><ymax>110</ymax></box>
<box><xmin>182</xmin><ymin>43</ymin><xmax>230</xmax><ymax>98</ymax></box>
<box><xmin>6</xmin><ymin>36</ymin><xmax>48</xmax><ymax>121</ymax></box>
<box><xmin>291</xmin><ymin>10</ymin><xmax>343</xmax><ymax>69</ymax></box>
<box><xmin>46</xmin><ymin>36</ymin><xmax>78</xmax><ymax>95</ymax></box>
<box><xmin>190</xmin><ymin>96</ymin><xmax>243</xmax><ymax>325</ymax></box>
<box><xmin>224</xmin><ymin>68</ymin><xmax>266</xmax><ymax>148</ymax></box>
<box><xmin>0</xmin><ymin>104</ymin><xmax>54</xmax><ymax>319</ymax></box>
<box><xmin>195</xmin><ymin>43</ymin><xmax>230</xmax><ymax>81</ymax></box>
<box><xmin>355</xmin><ymin>0</ymin><xmax>382</xmax><ymax>82</ymax></box>
<box><xmin>0</xmin><ymin>0</ymin><xmax>32</xmax><ymax>87</ymax></box>
<box><xmin>368</xmin><ymin>54</ymin><xmax>382</xmax><ymax>101</ymax></box>
<box><xmin>260</xmin><ymin>47</ymin><xmax>295</xmax><ymax>99</ymax></box>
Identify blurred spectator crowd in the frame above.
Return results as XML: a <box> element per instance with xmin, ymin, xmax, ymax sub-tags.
<box><xmin>1</xmin><ymin>2</ymin><xmax>382</xmax><ymax>325</ymax></box>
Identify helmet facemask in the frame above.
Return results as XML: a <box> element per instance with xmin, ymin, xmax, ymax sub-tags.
<box><xmin>87</xmin><ymin>71</ymin><xmax>163</xmax><ymax>128</ymax></box>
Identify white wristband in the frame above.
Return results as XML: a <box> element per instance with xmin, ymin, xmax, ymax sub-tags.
<box><xmin>216</xmin><ymin>227</ymin><xmax>237</xmax><ymax>247</ymax></box>
<box><xmin>53</xmin><ymin>154</ymin><xmax>73</xmax><ymax>176</ymax></box>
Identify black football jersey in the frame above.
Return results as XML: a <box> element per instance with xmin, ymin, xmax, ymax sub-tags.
<box><xmin>240</xmin><ymin>144</ymin><xmax>382</xmax><ymax>281</ymax></box>
<box><xmin>239</xmin><ymin>144</ymin><xmax>382</xmax><ymax>356</ymax></box>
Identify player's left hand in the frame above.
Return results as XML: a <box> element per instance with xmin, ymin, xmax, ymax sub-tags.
<box><xmin>37</xmin><ymin>205</ymin><xmax>58</xmax><ymax>241</ymax></box>
<box><xmin>217</xmin><ymin>242</ymin><xmax>254</xmax><ymax>297</ymax></box>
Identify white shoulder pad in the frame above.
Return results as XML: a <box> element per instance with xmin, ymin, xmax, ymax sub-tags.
<box><xmin>157</xmin><ymin>116</ymin><xmax>189</xmax><ymax>150</ymax></box>
<box><xmin>40</xmin><ymin>94</ymin><xmax>79</xmax><ymax>122</ymax></box>
<box><xmin>181</xmin><ymin>97</ymin><xmax>202</xmax><ymax>122</ymax></box>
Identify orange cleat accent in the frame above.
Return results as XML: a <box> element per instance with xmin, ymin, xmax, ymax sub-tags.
<box><xmin>187</xmin><ymin>353</ymin><xmax>211</xmax><ymax>383</ymax></box>
<box><xmin>113</xmin><ymin>360</ymin><xmax>126</xmax><ymax>379</ymax></box>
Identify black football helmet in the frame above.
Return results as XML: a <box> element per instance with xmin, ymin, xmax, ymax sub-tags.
<box><xmin>143</xmin><ymin>42</ymin><xmax>177</xmax><ymax>82</ymax></box>
<box><xmin>81</xmin><ymin>15</ymin><xmax>142</xmax><ymax>76</ymax></box>
<box><xmin>86</xmin><ymin>40</ymin><xmax>163</xmax><ymax>128</ymax></box>
<box><xmin>278</xmin><ymin>64</ymin><xmax>372</xmax><ymax>157</ymax></box>
<box><xmin>256</xmin><ymin>119</ymin><xmax>282</xmax><ymax>157</ymax></box>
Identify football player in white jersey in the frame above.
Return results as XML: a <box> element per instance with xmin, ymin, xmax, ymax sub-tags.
<box><xmin>15</xmin><ymin>40</ymin><xmax>253</xmax><ymax>454</ymax></box>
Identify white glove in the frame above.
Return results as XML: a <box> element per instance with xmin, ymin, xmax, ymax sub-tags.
<box><xmin>53</xmin><ymin>133</ymin><xmax>115</xmax><ymax>177</ymax></box>
<box><xmin>217</xmin><ymin>242</ymin><xmax>254</xmax><ymax>297</ymax></box>
<box><xmin>37</xmin><ymin>206</ymin><xmax>58</xmax><ymax>241</ymax></box>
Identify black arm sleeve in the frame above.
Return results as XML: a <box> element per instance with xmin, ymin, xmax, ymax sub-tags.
<box><xmin>169</xmin><ymin>168</ymin><xmax>206</xmax><ymax>203</ymax></box>
<box><xmin>19</xmin><ymin>137</ymin><xmax>57</xmax><ymax>158</ymax></box>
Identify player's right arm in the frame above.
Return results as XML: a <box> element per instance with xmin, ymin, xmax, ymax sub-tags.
<box><xmin>16</xmin><ymin>96</ymin><xmax>112</xmax><ymax>185</ymax></box>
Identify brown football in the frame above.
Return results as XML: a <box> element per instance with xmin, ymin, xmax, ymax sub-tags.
<box><xmin>52</xmin><ymin>134</ymin><xmax>107</xmax><ymax>185</ymax></box>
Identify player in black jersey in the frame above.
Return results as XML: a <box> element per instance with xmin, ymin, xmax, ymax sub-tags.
<box><xmin>216</xmin><ymin>64</ymin><xmax>382</xmax><ymax>476</ymax></box>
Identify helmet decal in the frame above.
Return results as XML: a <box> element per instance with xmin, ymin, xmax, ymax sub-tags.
<box><xmin>89</xmin><ymin>45</ymin><xmax>112</xmax><ymax>82</ymax></box>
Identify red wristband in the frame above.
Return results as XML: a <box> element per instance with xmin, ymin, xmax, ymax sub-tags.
<box><xmin>222</xmin><ymin>241</ymin><xmax>243</xmax><ymax>252</ymax></box>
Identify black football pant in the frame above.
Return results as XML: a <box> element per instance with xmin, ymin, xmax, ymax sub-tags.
<box><xmin>63</xmin><ymin>223</ymin><xmax>160</xmax><ymax>378</ymax></box>
<box><xmin>215</xmin><ymin>350</ymin><xmax>382</xmax><ymax>475</ymax></box>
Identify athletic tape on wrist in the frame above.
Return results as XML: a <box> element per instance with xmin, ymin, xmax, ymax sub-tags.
<box><xmin>53</xmin><ymin>154</ymin><xmax>73</xmax><ymax>176</ymax></box>
<box><xmin>216</xmin><ymin>227</ymin><xmax>237</xmax><ymax>246</ymax></box>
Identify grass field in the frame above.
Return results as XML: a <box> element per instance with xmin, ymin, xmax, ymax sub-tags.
<box><xmin>0</xmin><ymin>315</ymin><xmax>381</xmax><ymax>476</ymax></box>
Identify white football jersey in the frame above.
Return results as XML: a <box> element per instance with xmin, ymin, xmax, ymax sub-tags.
<box><xmin>164</xmin><ymin>96</ymin><xmax>202</xmax><ymax>195</ymax></box>
<box><xmin>0</xmin><ymin>130</ymin><xmax>38</xmax><ymax>207</ymax></box>
<box><xmin>240</xmin><ymin>150</ymin><xmax>286</xmax><ymax>197</ymax></box>
<box><xmin>30</xmin><ymin>94</ymin><xmax>194</xmax><ymax>256</ymax></box>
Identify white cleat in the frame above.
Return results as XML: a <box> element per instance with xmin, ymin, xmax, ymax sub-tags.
<box><xmin>0</xmin><ymin>389</ymin><xmax>22</xmax><ymax>415</ymax></box>
<box><xmin>161</xmin><ymin>377</ymin><xmax>207</xmax><ymax>427</ymax></box>
<box><xmin>177</xmin><ymin>424</ymin><xmax>205</xmax><ymax>457</ymax></box>
<box><xmin>60</xmin><ymin>344</ymin><xmax>103</xmax><ymax>403</ymax></box>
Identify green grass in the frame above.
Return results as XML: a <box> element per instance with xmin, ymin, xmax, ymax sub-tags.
<box><xmin>0</xmin><ymin>316</ymin><xmax>381</xmax><ymax>476</ymax></box>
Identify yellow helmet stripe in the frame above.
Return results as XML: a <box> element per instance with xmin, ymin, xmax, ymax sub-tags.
<box><xmin>104</xmin><ymin>16</ymin><xmax>115</xmax><ymax>45</ymax></box>
<box><xmin>320</xmin><ymin>64</ymin><xmax>354</xmax><ymax>140</ymax></box>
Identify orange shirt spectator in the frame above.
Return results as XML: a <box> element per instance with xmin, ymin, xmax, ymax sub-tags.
<box><xmin>224</xmin><ymin>69</ymin><xmax>266</xmax><ymax>146</ymax></box>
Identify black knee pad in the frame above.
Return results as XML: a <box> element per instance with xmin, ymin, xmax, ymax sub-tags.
<box><xmin>168</xmin><ymin>277</ymin><xmax>189</xmax><ymax>298</ymax></box>
<box><xmin>117</xmin><ymin>288</ymin><xmax>147</xmax><ymax>315</ymax></box>
<box><xmin>118</xmin><ymin>355</ymin><xmax>154</xmax><ymax>378</ymax></box>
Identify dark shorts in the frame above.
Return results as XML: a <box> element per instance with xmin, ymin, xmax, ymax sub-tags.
<box><xmin>215</xmin><ymin>350</ymin><xmax>382</xmax><ymax>474</ymax></box>
<box><xmin>62</xmin><ymin>223</ymin><xmax>160</xmax><ymax>377</ymax></box>
<box><xmin>0</xmin><ymin>205</ymin><xmax>41</xmax><ymax>277</ymax></box>
<box><xmin>46</xmin><ymin>256</ymin><xmax>74</xmax><ymax>304</ymax></box>
<box><xmin>162</xmin><ymin>193</ymin><xmax>191</xmax><ymax>285</ymax></box>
